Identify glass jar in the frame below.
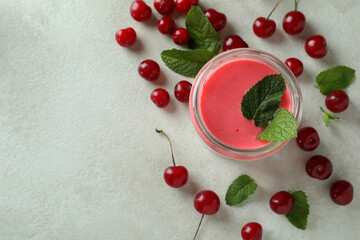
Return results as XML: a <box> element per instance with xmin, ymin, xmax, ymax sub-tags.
<box><xmin>189</xmin><ymin>48</ymin><xmax>303</xmax><ymax>160</ymax></box>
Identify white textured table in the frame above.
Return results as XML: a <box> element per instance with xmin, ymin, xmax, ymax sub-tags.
<box><xmin>1</xmin><ymin>0</ymin><xmax>360</xmax><ymax>239</ymax></box>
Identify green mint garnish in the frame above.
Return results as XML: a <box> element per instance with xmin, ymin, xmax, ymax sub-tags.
<box><xmin>241</xmin><ymin>74</ymin><xmax>286</xmax><ymax>127</ymax></box>
<box><xmin>161</xmin><ymin>6</ymin><xmax>221</xmax><ymax>77</ymax></box>
<box><xmin>316</xmin><ymin>66</ymin><xmax>355</xmax><ymax>95</ymax></box>
<box><xmin>257</xmin><ymin>108</ymin><xmax>297</xmax><ymax>142</ymax></box>
<box><xmin>161</xmin><ymin>49</ymin><xmax>213</xmax><ymax>77</ymax></box>
<box><xmin>225</xmin><ymin>175</ymin><xmax>257</xmax><ymax>206</ymax></box>
<box><xmin>286</xmin><ymin>190</ymin><xmax>310</xmax><ymax>230</ymax></box>
<box><xmin>320</xmin><ymin>107</ymin><xmax>339</xmax><ymax>127</ymax></box>
<box><xmin>185</xmin><ymin>6</ymin><xmax>221</xmax><ymax>55</ymax></box>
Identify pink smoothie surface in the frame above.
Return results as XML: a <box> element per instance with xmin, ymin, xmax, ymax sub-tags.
<box><xmin>199</xmin><ymin>58</ymin><xmax>291</xmax><ymax>149</ymax></box>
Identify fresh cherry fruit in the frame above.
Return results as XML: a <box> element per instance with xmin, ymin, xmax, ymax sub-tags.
<box><xmin>174</xmin><ymin>80</ymin><xmax>192</xmax><ymax>102</ymax></box>
<box><xmin>175</xmin><ymin>0</ymin><xmax>199</xmax><ymax>13</ymax></box>
<box><xmin>330</xmin><ymin>180</ymin><xmax>354</xmax><ymax>205</ymax></box>
<box><xmin>151</xmin><ymin>88</ymin><xmax>170</xmax><ymax>108</ymax></box>
<box><xmin>305</xmin><ymin>35</ymin><xmax>327</xmax><ymax>58</ymax></box>
<box><xmin>157</xmin><ymin>17</ymin><xmax>175</xmax><ymax>34</ymax></box>
<box><xmin>194</xmin><ymin>190</ymin><xmax>220</xmax><ymax>215</ymax></box>
<box><xmin>253</xmin><ymin>17</ymin><xmax>276</xmax><ymax>38</ymax></box>
<box><xmin>172</xmin><ymin>28</ymin><xmax>190</xmax><ymax>45</ymax></box>
<box><xmin>115</xmin><ymin>28</ymin><xmax>137</xmax><ymax>47</ymax></box>
<box><xmin>222</xmin><ymin>35</ymin><xmax>249</xmax><ymax>51</ymax></box>
<box><xmin>269</xmin><ymin>191</ymin><xmax>295</xmax><ymax>215</ymax></box>
<box><xmin>130</xmin><ymin>0</ymin><xmax>152</xmax><ymax>22</ymax></box>
<box><xmin>306</xmin><ymin>155</ymin><xmax>333</xmax><ymax>180</ymax></box>
<box><xmin>325</xmin><ymin>90</ymin><xmax>350</xmax><ymax>113</ymax></box>
<box><xmin>296</xmin><ymin>127</ymin><xmax>320</xmax><ymax>151</ymax></box>
<box><xmin>282</xmin><ymin>11</ymin><xmax>306</xmax><ymax>35</ymax></box>
<box><xmin>285</xmin><ymin>58</ymin><xmax>303</xmax><ymax>77</ymax></box>
<box><xmin>241</xmin><ymin>222</ymin><xmax>263</xmax><ymax>240</ymax></box>
<box><xmin>138</xmin><ymin>59</ymin><xmax>160</xmax><ymax>81</ymax></box>
<box><xmin>204</xmin><ymin>8</ymin><xmax>227</xmax><ymax>31</ymax></box>
<box><xmin>154</xmin><ymin>0</ymin><xmax>175</xmax><ymax>15</ymax></box>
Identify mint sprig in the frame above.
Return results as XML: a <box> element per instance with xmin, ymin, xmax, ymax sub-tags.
<box><xmin>185</xmin><ymin>6</ymin><xmax>221</xmax><ymax>55</ymax></box>
<box><xmin>257</xmin><ymin>108</ymin><xmax>297</xmax><ymax>142</ymax></box>
<box><xmin>241</xmin><ymin>74</ymin><xmax>286</xmax><ymax>127</ymax></box>
<box><xmin>316</xmin><ymin>66</ymin><xmax>355</xmax><ymax>95</ymax></box>
<box><xmin>286</xmin><ymin>190</ymin><xmax>309</xmax><ymax>230</ymax></box>
<box><xmin>225</xmin><ymin>175</ymin><xmax>257</xmax><ymax>206</ymax></box>
<box><xmin>161</xmin><ymin>49</ymin><xmax>213</xmax><ymax>77</ymax></box>
<box><xmin>321</xmin><ymin>107</ymin><xmax>339</xmax><ymax>127</ymax></box>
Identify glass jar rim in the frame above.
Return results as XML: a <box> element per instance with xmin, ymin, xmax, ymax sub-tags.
<box><xmin>189</xmin><ymin>48</ymin><xmax>303</xmax><ymax>160</ymax></box>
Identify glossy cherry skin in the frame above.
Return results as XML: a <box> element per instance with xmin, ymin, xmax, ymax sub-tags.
<box><xmin>115</xmin><ymin>28</ymin><xmax>137</xmax><ymax>47</ymax></box>
<box><xmin>253</xmin><ymin>17</ymin><xmax>276</xmax><ymax>38</ymax></box>
<box><xmin>174</xmin><ymin>80</ymin><xmax>192</xmax><ymax>102</ymax></box>
<box><xmin>296</xmin><ymin>127</ymin><xmax>320</xmax><ymax>151</ymax></box>
<box><xmin>305</xmin><ymin>35</ymin><xmax>327</xmax><ymax>58</ymax></box>
<box><xmin>194</xmin><ymin>190</ymin><xmax>220</xmax><ymax>215</ymax></box>
<box><xmin>138</xmin><ymin>60</ymin><xmax>160</xmax><ymax>81</ymax></box>
<box><xmin>204</xmin><ymin>8</ymin><xmax>227</xmax><ymax>31</ymax></box>
<box><xmin>157</xmin><ymin>17</ymin><xmax>175</xmax><ymax>34</ymax></box>
<box><xmin>151</xmin><ymin>88</ymin><xmax>170</xmax><ymax>108</ymax></box>
<box><xmin>306</xmin><ymin>155</ymin><xmax>333</xmax><ymax>180</ymax></box>
<box><xmin>269</xmin><ymin>191</ymin><xmax>295</xmax><ymax>215</ymax></box>
<box><xmin>325</xmin><ymin>90</ymin><xmax>350</xmax><ymax>113</ymax></box>
<box><xmin>175</xmin><ymin>0</ymin><xmax>199</xmax><ymax>13</ymax></box>
<box><xmin>241</xmin><ymin>222</ymin><xmax>263</xmax><ymax>240</ymax></box>
<box><xmin>172</xmin><ymin>28</ymin><xmax>190</xmax><ymax>45</ymax></box>
<box><xmin>130</xmin><ymin>0</ymin><xmax>152</xmax><ymax>22</ymax></box>
<box><xmin>222</xmin><ymin>35</ymin><xmax>249</xmax><ymax>51</ymax></box>
<box><xmin>164</xmin><ymin>166</ymin><xmax>189</xmax><ymax>188</ymax></box>
<box><xmin>285</xmin><ymin>58</ymin><xmax>303</xmax><ymax>77</ymax></box>
<box><xmin>154</xmin><ymin>0</ymin><xmax>175</xmax><ymax>15</ymax></box>
<box><xmin>282</xmin><ymin>11</ymin><xmax>306</xmax><ymax>35</ymax></box>
<box><xmin>330</xmin><ymin>180</ymin><xmax>354</xmax><ymax>205</ymax></box>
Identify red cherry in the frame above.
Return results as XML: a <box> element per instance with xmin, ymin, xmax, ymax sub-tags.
<box><xmin>130</xmin><ymin>0</ymin><xmax>152</xmax><ymax>22</ymax></box>
<box><xmin>154</xmin><ymin>0</ymin><xmax>175</xmax><ymax>15</ymax></box>
<box><xmin>253</xmin><ymin>17</ymin><xmax>276</xmax><ymax>38</ymax></box>
<box><xmin>151</xmin><ymin>88</ymin><xmax>170</xmax><ymax>108</ymax></box>
<box><xmin>157</xmin><ymin>17</ymin><xmax>175</xmax><ymax>35</ymax></box>
<box><xmin>241</xmin><ymin>222</ymin><xmax>263</xmax><ymax>240</ymax></box>
<box><xmin>175</xmin><ymin>0</ymin><xmax>199</xmax><ymax>13</ymax></box>
<box><xmin>296</xmin><ymin>127</ymin><xmax>320</xmax><ymax>151</ymax></box>
<box><xmin>330</xmin><ymin>180</ymin><xmax>354</xmax><ymax>205</ymax></box>
<box><xmin>269</xmin><ymin>191</ymin><xmax>295</xmax><ymax>215</ymax></box>
<box><xmin>306</xmin><ymin>155</ymin><xmax>333</xmax><ymax>180</ymax></box>
<box><xmin>325</xmin><ymin>90</ymin><xmax>350</xmax><ymax>113</ymax></box>
<box><xmin>282</xmin><ymin>11</ymin><xmax>306</xmax><ymax>35</ymax></box>
<box><xmin>222</xmin><ymin>35</ymin><xmax>249</xmax><ymax>51</ymax></box>
<box><xmin>305</xmin><ymin>35</ymin><xmax>327</xmax><ymax>58</ymax></box>
<box><xmin>285</xmin><ymin>58</ymin><xmax>303</xmax><ymax>77</ymax></box>
<box><xmin>164</xmin><ymin>166</ymin><xmax>189</xmax><ymax>188</ymax></box>
<box><xmin>174</xmin><ymin>81</ymin><xmax>192</xmax><ymax>102</ymax></box>
<box><xmin>138</xmin><ymin>59</ymin><xmax>160</xmax><ymax>81</ymax></box>
<box><xmin>194</xmin><ymin>190</ymin><xmax>220</xmax><ymax>215</ymax></box>
<box><xmin>172</xmin><ymin>28</ymin><xmax>190</xmax><ymax>45</ymax></box>
<box><xmin>115</xmin><ymin>28</ymin><xmax>137</xmax><ymax>47</ymax></box>
<box><xmin>204</xmin><ymin>8</ymin><xmax>227</xmax><ymax>32</ymax></box>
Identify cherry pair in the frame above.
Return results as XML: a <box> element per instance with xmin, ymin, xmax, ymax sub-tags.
<box><xmin>150</xmin><ymin>80</ymin><xmax>192</xmax><ymax>108</ymax></box>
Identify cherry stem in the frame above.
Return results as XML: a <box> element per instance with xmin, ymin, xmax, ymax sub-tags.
<box><xmin>295</xmin><ymin>0</ymin><xmax>297</xmax><ymax>11</ymax></box>
<box><xmin>266</xmin><ymin>0</ymin><xmax>282</xmax><ymax>20</ymax></box>
<box><xmin>155</xmin><ymin>129</ymin><xmax>176</xmax><ymax>166</ymax></box>
<box><xmin>193</xmin><ymin>214</ymin><xmax>204</xmax><ymax>240</ymax></box>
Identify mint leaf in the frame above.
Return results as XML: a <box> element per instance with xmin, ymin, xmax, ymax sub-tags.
<box><xmin>286</xmin><ymin>190</ymin><xmax>309</xmax><ymax>230</ymax></box>
<box><xmin>185</xmin><ymin>6</ymin><xmax>221</xmax><ymax>55</ymax></box>
<box><xmin>316</xmin><ymin>66</ymin><xmax>355</xmax><ymax>95</ymax></box>
<box><xmin>321</xmin><ymin>107</ymin><xmax>339</xmax><ymax>127</ymax></box>
<box><xmin>161</xmin><ymin>49</ymin><xmax>213</xmax><ymax>77</ymax></box>
<box><xmin>257</xmin><ymin>108</ymin><xmax>297</xmax><ymax>142</ymax></box>
<box><xmin>225</xmin><ymin>175</ymin><xmax>257</xmax><ymax>206</ymax></box>
<box><xmin>241</xmin><ymin>74</ymin><xmax>286</xmax><ymax>127</ymax></box>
